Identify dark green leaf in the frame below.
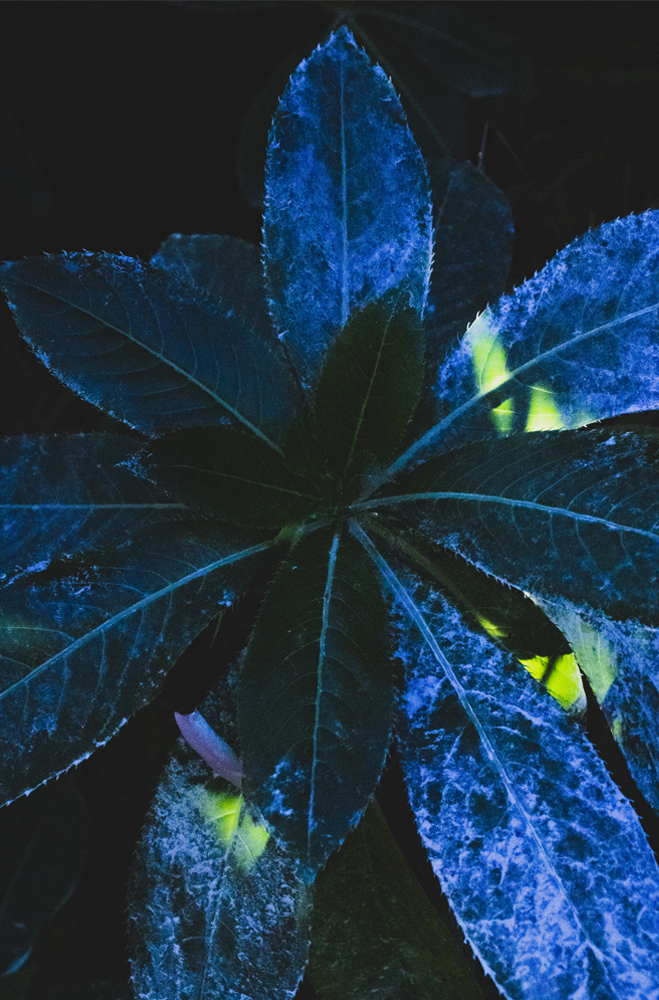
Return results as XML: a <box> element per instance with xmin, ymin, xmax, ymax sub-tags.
<box><xmin>263</xmin><ymin>26</ymin><xmax>432</xmax><ymax>388</ymax></box>
<box><xmin>0</xmin><ymin>434</ymin><xmax>184</xmax><ymax>583</ymax></box>
<box><xmin>129</xmin><ymin>684</ymin><xmax>309</xmax><ymax>1000</ymax></box>
<box><xmin>312</xmin><ymin>286</ymin><xmax>425</xmax><ymax>482</ymax></box>
<box><xmin>0</xmin><ymin>776</ymin><xmax>86</xmax><ymax>976</ymax></box>
<box><xmin>356</xmin><ymin>527</ymin><xmax>659</xmax><ymax>999</ymax></box>
<box><xmin>371</xmin><ymin>428</ymin><xmax>659</xmax><ymax>625</ymax></box>
<box><xmin>145</xmin><ymin>426</ymin><xmax>321</xmax><ymax>529</ymax></box>
<box><xmin>238</xmin><ymin>525</ymin><xmax>394</xmax><ymax>881</ymax></box>
<box><xmin>308</xmin><ymin>799</ymin><xmax>483</xmax><ymax>1000</ymax></box>
<box><xmin>0</xmin><ymin>525</ymin><xmax>276</xmax><ymax>807</ymax></box>
<box><xmin>0</xmin><ymin>253</ymin><xmax>299</xmax><ymax>446</ymax></box>
<box><xmin>395</xmin><ymin>210</ymin><xmax>659</xmax><ymax>468</ymax></box>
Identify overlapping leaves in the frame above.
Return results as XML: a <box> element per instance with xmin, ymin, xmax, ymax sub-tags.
<box><xmin>0</xmin><ymin>22</ymin><xmax>659</xmax><ymax>1000</ymax></box>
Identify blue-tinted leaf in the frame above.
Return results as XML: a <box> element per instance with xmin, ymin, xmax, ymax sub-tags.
<box><xmin>150</xmin><ymin>233</ymin><xmax>272</xmax><ymax>335</ymax></box>
<box><xmin>370</xmin><ymin>428</ymin><xmax>659</xmax><ymax>625</ymax></box>
<box><xmin>0</xmin><ymin>253</ymin><xmax>299</xmax><ymax>446</ymax></box>
<box><xmin>263</xmin><ymin>25</ymin><xmax>432</xmax><ymax>389</ymax></box>
<box><xmin>238</xmin><ymin>525</ymin><xmax>394</xmax><ymax>882</ymax></box>
<box><xmin>0</xmin><ymin>525</ymin><xmax>277</xmax><ymax>807</ymax></box>
<box><xmin>534</xmin><ymin>595</ymin><xmax>659</xmax><ymax>814</ymax></box>
<box><xmin>356</xmin><ymin>526</ymin><xmax>659</xmax><ymax>1000</ymax></box>
<box><xmin>0</xmin><ymin>434</ymin><xmax>184</xmax><ymax>583</ymax></box>
<box><xmin>128</xmin><ymin>685</ymin><xmax>309</xmax><ymax>1000</ymax></box>
<box><xmin>0</xmin><ymin>776</ymin><xmax>86</xmax><ymax>976</ymax></box>
<box><xmin>308</xmin><ymin>800</ymin><xmax>483</xmax><ymax>1000</ymax></box>
<box><xmin>144</xmin><ymin>426</ymin><xmax>321</xmax><ymax>529</ymax></box>
<box><xmin>424</xmin><ymin>157</ymin><xmax>514</xmax><ymax>368</ymax></box>
<box><xmin>312</xmin><ymin>285</ymin><xmax>425</xmax><ymax>482</ymax></box>
<box><xmin>395</xmin><ymin>210</ymin><xmax>659</xmax><ymax>469</ymax></box>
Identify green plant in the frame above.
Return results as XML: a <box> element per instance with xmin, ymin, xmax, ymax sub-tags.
<box><xmin>1</xmin><ymin>24</ymin><xmax>659</xmax><ymax>1000</ymax></box>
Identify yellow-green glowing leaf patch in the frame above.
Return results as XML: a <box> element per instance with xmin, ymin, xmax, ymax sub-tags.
<box><xmin>524</xmin><ymin>383</ymin><xmax>564</xmax><ymax>432</ymax></box>
<box><xmin>491</xmin><ymin>397</ymin><xmax>514</xmax><ymax>435</ymax></box>
<box><xmin>467</xmin><ymin>313</ymin><xmax>511</xmax><ymax>395</ymax></box>
<box><xmin>202</xmin><ymin>791</ymin><xmax>270</xmax><ymax>872</ymax></box>
<box><xmin>517</xmin><ymin>652</ymin><xmax>585</xmax><ymax>712</ymax></box>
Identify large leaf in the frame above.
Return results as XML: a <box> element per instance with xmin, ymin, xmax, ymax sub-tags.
<box><xmin>0</xmin><ymin>775</ymin><xmax>86</xmax><ymax>976</ymax></box>
<box><xmin>0</xmin><ymin>525</ymin><xmax>277</xmax><ymax>807</ymax></box>
<box><xmin>0</xmin><ymin>253</ymin><xmax>299</xmax><ymax>446</ymax></box>
<box><xmin>238</xmin><ymin>525</ymin><xmax>394</xmax><ymax>881</ymax></box>
<box><xmin>0</xmin><ymin>434</ymin><xmax>184</xmax><ymax>583</ymax></box>
<box><xmin>369</xmin><ymin>427</ymin><xmax>659</xmax><ymax>625</ymax></box>
<box><xmin>129</xmin><ymin>684</ymin><xmax>309</xmax><ymax>1000</ymax></box>
<box><xmin>312</xmin><ymin>285</ymin><xmax>425</xmax><ymax>483</ymax></box>
<box><xmin>533</xmin><ymin>595</ymin><xmax>659</xmax><ymax>813</ymax></box>
<box><xmin>356</xmin><ymin>526</ymin><xmax>659</xmax><ymax>999</ymax></box>
<box><xmin>308</xmin><ymin>799</ymin><xmax>483</xmax><ymax>1000</ymax></box>
<box><xmin>143</xmin><ymin>426</ymin><xmax>321</xmax><ymax>529</ymax></box>
<box><xmin>262</xmin><ymin>26</ymin><xmax>432</xmax><ymax>389</ymax></box>
<box><xmin>393</xmin><ymin>210</ymin><xmax>659</xmax><ymax>469</ymax></box>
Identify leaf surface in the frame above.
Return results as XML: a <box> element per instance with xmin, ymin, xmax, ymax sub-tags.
<box><xmin>263</xmin><ymin>26</ymin><xmax>432</xmax><ymax>388</ymax></box>
<box><xmin>371</xmin><ymin>428</ymin><xmax>659</xmax><ymax>625</ymax></box>
<box><xmin>129</xmin><ymin>684</ymin><xmax>309</xmax><ymax>1000</ymax></box>
<box><xmin>0</xmin><ymin>434</ymin><xmax>184</xmax><ymax>583</ymax></box>
<box><xmin>144</xmin><ymin>426</ymin><xmax>321</xmax><ymax>529</ymax></box>
<box><xmin>308</xmin><ymin>799</ymin><xmax>483</xmax><ymax>1000</ymax></box>
<box><xmin>312</xmin><ymin>286</ymin><xmax>425</xmax><ymax>482</ymax></box>
<box><xmin>0</xmin><ymin>253</ymin><xmax>299</xmax><ymax>445</ymax></box>
<box><xmin>238</xmin><ymin>525</ymin><xmax>394</xmax><ymax>881</ymax></box>
<box><xmin>0</xmin><ymin>525</ymin><xmax>276</xmax><ymax>807</ymax></box>
<box><xmin>150</xmin><ymin>233</ymin><xmax>273</xmax><ymax>336</ymax></box>
<box><xmin>395</xmin><ymin>210</ymin><xmax>659</xmax><ymax>468</ymax></box>
<box><xmin>356</xmin><ymin>527</ymin><xmax>659</xmax><ymax>1000</ymax></box>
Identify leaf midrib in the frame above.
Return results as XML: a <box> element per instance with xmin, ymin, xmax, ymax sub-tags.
<box><xmin>352</xmin><ymin>492</ymin><xmax>659</xmax><ymax>543</ymax></box>
<box><xmin>0</xmin><ymin>538</ymin><xmax>276</xmax><ymax>701</ymax></box>
<box><xmin>351</xmin><ymin>520</ymin><xmax>612</xmax><ymax>975</ymax></box>
<box><xmin>12</xmin><ymin>276</ymin><xmax>284</xmax><ymax>456</ymax></box>
<box><xmin>389</xmin><ymin>298</ymin><xmax>659</xmax><ymax>476</ymax></box>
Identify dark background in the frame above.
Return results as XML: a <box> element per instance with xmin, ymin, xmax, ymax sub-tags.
<box><xmin>1</xmin><ymin>3</ymin><xmax>659</xmax><ymax>998</ymax></box>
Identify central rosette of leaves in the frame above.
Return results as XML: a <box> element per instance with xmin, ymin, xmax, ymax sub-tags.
<box><xmin>144</xmin><ymin>286</ymin><xmax>426</xmax><ymax>879</ymax></box>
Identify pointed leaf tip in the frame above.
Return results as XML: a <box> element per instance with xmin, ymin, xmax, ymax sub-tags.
<box><xmin>263</xmin><ymin>24</ymin><xmax>432</xmax><ymax>388</ymax></box>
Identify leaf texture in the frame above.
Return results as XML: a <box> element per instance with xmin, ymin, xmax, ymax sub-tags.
<box><xmin>150</xmin><ymin>233</ymin><xmax>274</xmax><ymax>338</ymax></box>
<box><xmin>238</xmin><ymin>525</ymin><xmax>394</xmax><ymax>881</ymax></box>
<box><xmin>0</xmin><ymin>526</ymin><xmax>275</xmax><ymax>807</ymax></box>
<box><xmin>372</xmin><ymin>428</ymin><xmax>659</xmax><ymax>625</ymax></box>
<box><xmin>395</xmin><ymin>210</ymin><xmax>659</xmax><ymax>468</ymax></box>
<box><xmin>262</xmin><ymin>26</ymin><xmax>432</xmax><ymax>388</ymax></box>
<box><xmin>129</xmin><ymin>685</ymin><xmax>309</xmax><ymax>1000</ymax></box>
<box><xmin>0</xmin><ymin>434</ymin><xmax>184</xmax><ymax>582</ymax></box>
<box><xmin>312</xmin><ymin>286</ymin><xmax>425</xmax><ymax>482</ymax></box>
<box><xmin>357</xmin><ymin>528</ymin><xmax>659</xmax><ymax>1000</ymax></box>
<box><xmin>0</xmin><ymin>253</ymin><xmax>299</xmax><ymax>446</ymax></box>
<box><xmin>144</xmin><ymin>426</ymin><xmax>321</xmax><ymax>529</ymax></box>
